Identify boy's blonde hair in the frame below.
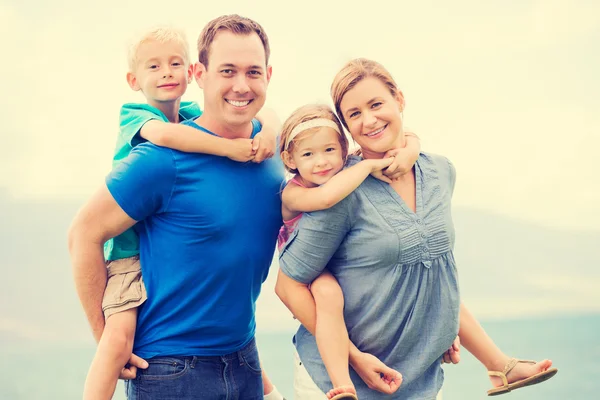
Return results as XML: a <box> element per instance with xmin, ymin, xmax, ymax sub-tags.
<box><xmin>128</xmin><ymin>27</ymin><xmax>191</xmax><ymax>72</ymax></box>
<box><xmin>280</xmin><ymin>104</ymin><xmax>349</xmax><ymax>174</ymax></box>
<box><xmin>331</xmin><ymin>58</ymin><xmax>400</xmax><ymax>130</ymax></box>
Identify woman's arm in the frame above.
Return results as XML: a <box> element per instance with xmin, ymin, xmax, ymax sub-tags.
<box><xmin>283</xmin><ymin>158</ymin><xmax>393</xmax><ymax>214</ymax></box>
<box><xmin>274</xmin><ymin>269</ymin><xmax>402</xmax><ymax>394</ymax></box>
<box><xmin>276</xmin><ymin>201</ymin><xmax>401</xmax><ymax>393</ymax></box>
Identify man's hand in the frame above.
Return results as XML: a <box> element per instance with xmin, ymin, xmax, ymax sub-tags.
<box><xmin>251</xmin><ymin>130</ymin><xmax>276</xmax><ymax>163</ymax></box>
<box><xmin>350</xmin><ymin>351</ymin><xmax>402</xmax><ymax>394</ymax></box>
<box><xmin>442</xmin><ymin>336</ymin><xmax>461</xmax><ymax>364</ymax></box>
<box><xmin>119</xmin><ymin>353</ymin><xmax>148</xmax><ymax>380</ymax></box>
<box><xmin>225</xmin><ymin>138</ymin><xmax>256</xmax><ymax>162</ymax></box>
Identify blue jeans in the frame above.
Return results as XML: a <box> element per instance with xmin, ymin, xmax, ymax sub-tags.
<box><xmin>125</xmin><ymin>338</ymin><xmax>263</xmax><ymax>399</ymax></box>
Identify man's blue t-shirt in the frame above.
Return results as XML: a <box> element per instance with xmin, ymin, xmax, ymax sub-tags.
<box><xmin>106</xmin><ymin>119</ymin><xmax>284</xmax><ymax>358</ymax></box>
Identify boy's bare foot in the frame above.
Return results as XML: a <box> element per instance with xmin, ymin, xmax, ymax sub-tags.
<box><xmin>326</xmin><ymin>386</ymin><xmax>358</xmax><ymax>400</ymax></box>
<box><xmin>489</xmin><ymin>358</ymin><xmax>553</xmax><ymax>388</ymax></box>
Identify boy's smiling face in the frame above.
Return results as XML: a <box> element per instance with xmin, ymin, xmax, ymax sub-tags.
<box><xmin>127</xmin><ymin>40</ymin><xmax>193</xmax><ymax>106</ymax></box>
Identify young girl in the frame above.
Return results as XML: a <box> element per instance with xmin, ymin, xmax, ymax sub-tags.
<box><xmin>278</xmin><ymin>104</ymin><xmax>421</xmax><ymax>399</ymax></box>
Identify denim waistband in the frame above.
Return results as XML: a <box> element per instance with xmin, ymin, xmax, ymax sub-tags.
<box><xmin>146</xmin><ymin>337</ymin><xmax>257</xmax><ymax>366</ymax></box>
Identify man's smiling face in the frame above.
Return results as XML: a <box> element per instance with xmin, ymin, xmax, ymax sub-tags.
<box><xmin>196</xmin><ymin>30</ymin><xmax>271</xmax><ymax>133</ymax></box>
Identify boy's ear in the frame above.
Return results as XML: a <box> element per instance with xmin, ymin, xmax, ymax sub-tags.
<box><xmin>126</xmin><ymin>72</ymin><xmax>141</xmax><ymax>91</ymax></box>
<box><xmin>187</xmin><ymin>63</ymin><xmax>194</xmax><ymax>84</ymax></box>
<box><xmin>281</xmin><ymin>150</ymin><xmax>296</xmax><ymax>170</ymax></box>
<box><xmin>194</xmin><ymin>62</ymin><xmax>207</xmax><ymax>89</ymax></box>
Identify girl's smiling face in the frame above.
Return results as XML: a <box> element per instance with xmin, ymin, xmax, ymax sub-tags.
<box><xmin>285</xmin><ymin>127</ymin><xmax>345</xmax><ymax>187</ymax></box>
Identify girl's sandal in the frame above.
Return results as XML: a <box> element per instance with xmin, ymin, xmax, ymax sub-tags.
<box><xmin>487</xmin><ymin>358</ymin><xmax>558</xmax><ymax>396</ymax></box>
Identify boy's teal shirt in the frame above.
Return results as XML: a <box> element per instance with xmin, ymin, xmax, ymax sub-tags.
<box><xmin>104</xmin><ymin>101</ymin><xmax>202</xmax><ymax>261</ymax></box>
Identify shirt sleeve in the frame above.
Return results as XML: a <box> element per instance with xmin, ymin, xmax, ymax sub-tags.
<box><xmin>447</xmin><ymin>158</ymin><xmax>456</xmax><ymax>196</ymax></box>
<box><xmin>105</xmin><ymin>143</ymin><xmax>176</xmax><ymax>221</ymax></box>
<box><xmin>178</xmin><ymin>101</ymin><xmax>203</xmax><ymax>121</ymax></box>
<box><xmin>278</xmin><ymin>195</ymin><xmax>353</xmax><ymax>284</ymax></box>
<box><xmin>119</xmin><ymin>103</ymin><xmax>168</xmax><ymax>148</ymax></box>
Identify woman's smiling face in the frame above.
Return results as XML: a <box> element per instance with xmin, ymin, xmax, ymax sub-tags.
<box><xmin>339</xmin><ymin>77</ymin><xmax>405</xmax><ymax>158</ymax></box>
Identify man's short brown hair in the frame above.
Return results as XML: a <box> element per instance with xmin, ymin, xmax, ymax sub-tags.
<box><xmin>197</xmin><ymin>15</ymin><xmax>270</xmax><ymax>68</ymax></box>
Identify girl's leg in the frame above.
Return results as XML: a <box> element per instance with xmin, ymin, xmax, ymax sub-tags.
<box><xmin>83</xmin><ymin>308</ymin><xmax>137</xmax><ymax>400</ymax></box>
<box><xmin>310</xmin><ymin>271</ymin><xmax>356</xmax><ymax>399</ymax></box>
<box><xmin>459</xmin><ymin>303</ymin><xmax>553</xmax><ymax>387</ymax></box>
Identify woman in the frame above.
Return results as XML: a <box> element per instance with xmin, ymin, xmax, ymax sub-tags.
<box><xmin>275</xmin><ymin>58</ymin><xmax>555</xmax><ymax>400</ymax></box>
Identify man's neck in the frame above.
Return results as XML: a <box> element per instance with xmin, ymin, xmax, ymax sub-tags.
<box><xmin>195</xmin><ymin>113</ymin><xmax>253</xmax><ymax>139</ymax></box>
<box><xmin>147</xmin><ymin>98</ymin><xmax>182</xmax><ymax>123</ymax></box>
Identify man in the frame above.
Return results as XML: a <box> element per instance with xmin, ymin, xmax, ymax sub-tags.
<box><xmin>69</xmin><ymin>15</ymin><xmax>284</xmax><ymax>399</ymax></box>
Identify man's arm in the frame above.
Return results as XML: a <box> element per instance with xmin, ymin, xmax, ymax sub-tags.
<box><xmin>68</xmin><ymin>185</ymin><xmax>137</xmax><ymax>342</ymax></box>
<box><xmin>140</xmin><ymin>121</ymin><xmax>256</xmax><ymax>162</ymax></box>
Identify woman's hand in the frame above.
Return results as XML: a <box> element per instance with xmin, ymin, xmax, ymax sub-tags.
<box><xmin>442</xmin><ymin>336</ymin><xmax>461</xmax><ymax>364</ymax></box>
<box><xmin>350</xmin><ymin>351</ymin><xmax>402</xmax><ymax>394</ymax></box>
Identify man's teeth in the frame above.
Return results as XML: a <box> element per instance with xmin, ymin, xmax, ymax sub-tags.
<box><xmin>366</xmin><ymin>126</ymin><xmax>386</xmax><ymax>137</ymax></box>
<box><xmin>227</xmin><ymin>99</ymin><xmax>251</xmax><ymax>107</ymax></box>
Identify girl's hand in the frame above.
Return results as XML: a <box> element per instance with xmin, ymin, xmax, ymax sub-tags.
<box><xmin>382</xmin><ymin>148</ymin><xmax>413</xmax><ymax>180</ymax></box>
<box><xmin>367</xmin><ymin>157</ymin><xmax>394</xmax><ymax>183</ymax></box>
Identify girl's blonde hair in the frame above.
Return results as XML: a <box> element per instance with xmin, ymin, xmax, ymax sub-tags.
<box><xmin>330</xmin><ymin>58</ymin><xmax>400</xmax><ymax>130</ymax></box>
<box><xmin>128</xmin><ymin>27</ymin><xmax>190</xmax><ymax>72</ymax></box>
<box><xmin>279</xmin><ymin>104</ymin><xmax>349</xmax><ymax>174</ymax></box>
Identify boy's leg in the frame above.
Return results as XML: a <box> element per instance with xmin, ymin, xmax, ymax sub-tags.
<box><xmin>310</xmin><ymin>271</ymin><xmax>355</xmax><ymax>397</ymax></box>
<box><xmin>458</xmin><ymin>303</ymin><xmax>554</xmax><ymax>387</ymax></box>
<box><xmin>84</xmin><ymin>308</ymin><xmax>137</xmax><ymax>400</ymax></box>
<box><xmin>84</xmin><ymin>256</ymin><xmax>146</xmax><ymax>400</ymax></box>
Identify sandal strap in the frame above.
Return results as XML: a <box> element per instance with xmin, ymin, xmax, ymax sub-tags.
<box><xmin>504</xmin><ymin>359</ymin><xmax>536</xmax><ymax>375</ymax></box>
<box><xmin>488</xmin><ymin>370</ymin><xmax>509</xmax><ymax>387</ymax></box>
<box><xmin>487</xmin><ymin>358</ymin><xmax>537</xmax><ymax>388</ymax></box>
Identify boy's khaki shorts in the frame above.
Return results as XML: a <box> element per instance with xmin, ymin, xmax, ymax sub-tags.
<box><xmin>102</xmin><ymin>255</ymin><xmax>147</xmax><ymax>319</ymax></box>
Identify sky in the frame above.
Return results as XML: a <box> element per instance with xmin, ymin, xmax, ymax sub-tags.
<box><xmin>1</xmin><ymin>0</ymin><xmax>599</xmax><ymax>231</ymax></box>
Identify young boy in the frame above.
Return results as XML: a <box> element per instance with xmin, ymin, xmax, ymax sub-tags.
<box><xmin>82</xmin><ymin>27</ymin><xmax>284</xmax><ymax>400</ymax></box>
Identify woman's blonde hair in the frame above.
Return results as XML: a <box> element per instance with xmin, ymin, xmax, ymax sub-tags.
<box><xmin>330</xmin><ymin>58</ymin><xmax>400</xmax><ymax>130</ymax></box>
<box><xmin>279</xmin><ymin>104</ymin><xmax>348</xmax><ymax>174</ymax></box>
